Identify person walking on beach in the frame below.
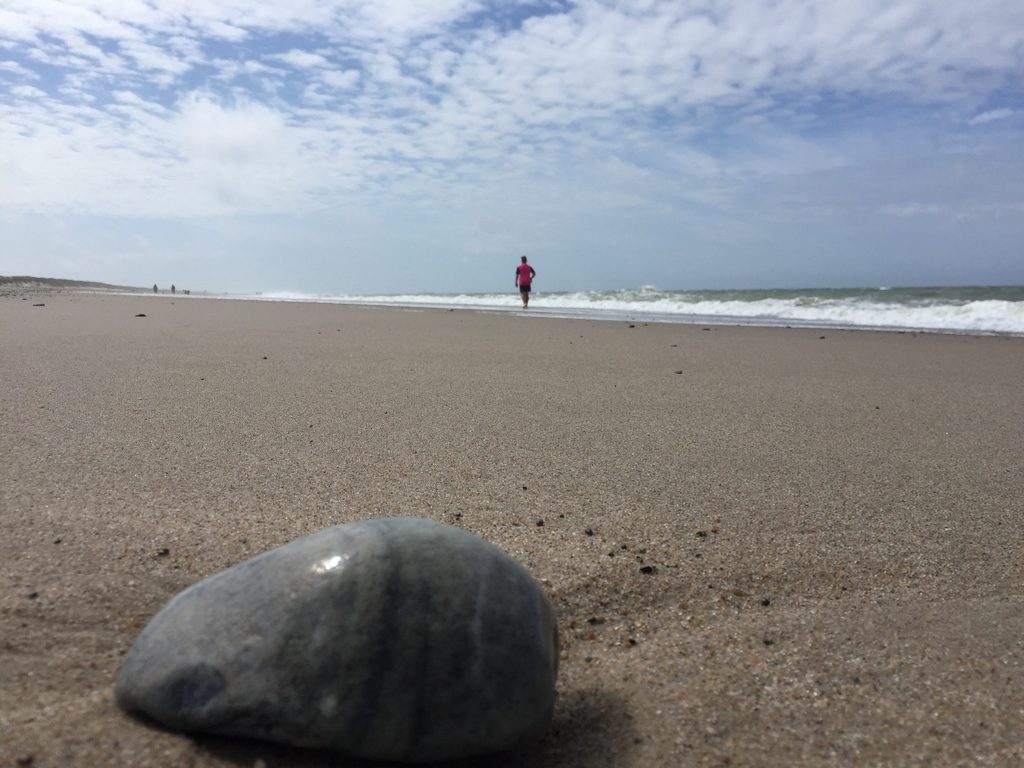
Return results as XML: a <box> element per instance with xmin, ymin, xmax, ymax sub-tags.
<box><xmin>515</xmin><ymin>255</ymin><xmax>536</xmax><ymax>308</ymax></box>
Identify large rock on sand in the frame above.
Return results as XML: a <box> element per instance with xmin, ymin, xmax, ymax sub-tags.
<box><xmin>116</xmin><ymin>517</ymin><xmax>559</xmax><ymax>762</ymax></box>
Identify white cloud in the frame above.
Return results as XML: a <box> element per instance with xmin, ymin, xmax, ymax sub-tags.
<box><xmin>320</xmin><ymin>69</ymin><xmax>361</xmax><ymax>90</ymax></box>
<box><xmin>242</xmin><ymin>60</ymin><xmax>276</xmax><ymax>76</ymax></box>
<box><xmin>1</xmin><ymin>58</ymin><xmax>40</xmax><ymax>82</ymax></box>
<box><xmin>112</xmin><ymin>90</ymin><xmax>169</xmax><ymax>114</ymax></box>
<box><xmin>270</xmin><ymin>49</ymin><xmax>329</xmax><ymax>69</ymax></box>
<box><xmin>118</xmin><ymin>39</ymin><xmax>193</xmax><ymax>75</ymax></box>
<box><xmin>11</xmin><ymin>84</ymin><xmax>46</xmax><ymax>99</ymax></box>
<box><xmin>970</xmin><ymin>108</ymin><xmax>1016</xmax><ymax>125</ymax></box>
<box><xmin>0</xmin><ymin>0</ymin><xmax>1022</xmax><ymax>274</ymax></box>
<box><xmin>882</xmin><ymin>203</ymin><xmax>947</xmax><ymax>217</ymax></box>
<box><xmin>0</xmin><ymin>7</ymin><xmax>40</xmax><ymax>42</ymax></box>
<box><xmin>25</xmin><ymin>33</ymin><xmax>127</xmax><ymax>74</ymax></box>
<box><xmin>204</xmin><ymin>20</ymin><xmax>248</xmax><ymax>42</ymax></box>
<box><xmin>173</xmin><ymin>94</ymin><xmax>289</xmax><ymax>163</ymax></box>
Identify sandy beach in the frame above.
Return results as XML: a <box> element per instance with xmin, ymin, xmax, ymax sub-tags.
<box><xmin>2</xmin><ymin>291</ymin><xmax>1022</xmax><ymax>767</ymax></box>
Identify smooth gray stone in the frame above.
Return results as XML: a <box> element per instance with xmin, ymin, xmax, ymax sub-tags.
<box><xmin>116</xmin><ymin>517</ymin><xmax>559</xmax><ymax>762</ymax></box>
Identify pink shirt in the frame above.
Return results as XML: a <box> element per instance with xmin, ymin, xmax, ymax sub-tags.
<box><xmin>516</xmin><ymin>263</ymin><xmax>534</xmax><ymax>286</ymax></box>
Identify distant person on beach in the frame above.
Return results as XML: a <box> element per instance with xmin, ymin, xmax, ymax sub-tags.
<box><xmin>171</xmin><ymin>284</ymin><xmax>176</xmax><ymax>294</ymax></box>
<box><xmin>515</xmin><ymin>256</ymin><xmax>536</xmax><ymax>309</ymax></box>
<box><xmin>152</xmin><ymin>284</ymin><xmax>157</xmax><ymax>294</ymax></box>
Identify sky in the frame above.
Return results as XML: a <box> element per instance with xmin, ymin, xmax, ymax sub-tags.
<box><xmin>1</xmin><ymin>0</ymin><xmax>1023</xmax><ymax>294</ymax></box>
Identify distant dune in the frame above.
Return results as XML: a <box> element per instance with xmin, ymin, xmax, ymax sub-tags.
<box><xmin>0</xmin><ymin>275</ymin><xmax>145</xmax><ymax>292</ymax></box>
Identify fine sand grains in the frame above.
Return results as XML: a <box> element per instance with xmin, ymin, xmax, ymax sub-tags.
<box><xmin>2</xmin><ymin>292</ymin><xmax>1023</xmax><ymax>767</ymax></box>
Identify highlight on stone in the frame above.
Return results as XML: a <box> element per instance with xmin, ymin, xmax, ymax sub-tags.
<box><xmin>115</xmin><ymin>517</ymin><xmax>559</xmax><ymax>762</ymax></box>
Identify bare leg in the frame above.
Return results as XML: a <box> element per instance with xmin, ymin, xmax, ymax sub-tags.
<box><xmin>521</xmin><ymin>291</ymin><xmax>529</xmax><ymax>308</ymax></box>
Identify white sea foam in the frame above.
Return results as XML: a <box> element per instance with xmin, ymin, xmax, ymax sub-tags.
<box><xmin>243</xmin><ymin>288</ymin><xmax>1024</xmax><ymax>335</ymax></box>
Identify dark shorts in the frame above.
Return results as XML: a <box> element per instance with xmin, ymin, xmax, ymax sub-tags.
<box><xmin>519</xmin><ymin>284</ymin><xmax>531</xmax><ymax>293</ymax></box>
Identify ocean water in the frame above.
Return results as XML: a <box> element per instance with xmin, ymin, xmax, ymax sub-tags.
<box><xmin>246</xmin><ymin>285</ymin><xmax>1024</xmax><ymax>336</ymax></box>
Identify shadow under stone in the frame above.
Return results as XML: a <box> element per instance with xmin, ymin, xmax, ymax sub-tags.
<box><xmin>193</xmin><ymin>687</ymin><xmax>635</xmax><ymax>768</ymax></box>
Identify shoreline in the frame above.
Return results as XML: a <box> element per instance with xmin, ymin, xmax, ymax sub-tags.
<box><xmin>2</xmin><ymin>291</ymin><xmax>1023</xmax><ymax>767</ymax></box>
<box><xmin>88</xmin><ymin>288</ymin><xmax>1024</xmax><ymax>338</ymax></box>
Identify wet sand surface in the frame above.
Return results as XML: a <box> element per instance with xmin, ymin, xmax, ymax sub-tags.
<box><xmin>2</xmin><ymin>292</ymin><xmax>1023</xmax><ymax>767</ymax></box>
